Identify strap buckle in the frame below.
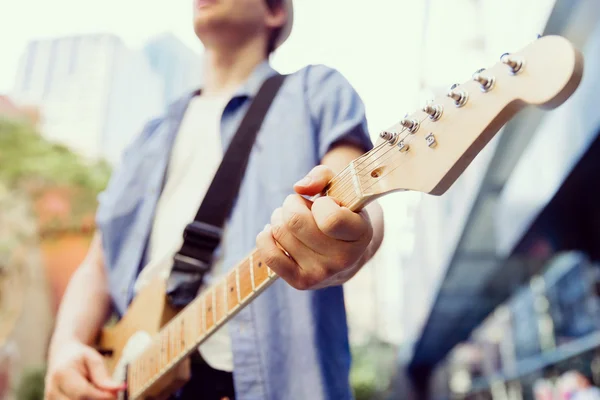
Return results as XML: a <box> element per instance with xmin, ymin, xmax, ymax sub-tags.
<box><xmin>171</xmin><ymin>253</ymin><xmax>211</xmax><ymax>274</ymax></box>
<box><xmin>182</xmin><ymin>221</ymin><xmax>222</xmax><ymax>253</ymax></box>
<box><xmin>167</xmin><ymin>222</ymin><xmax>223</xmax><ymax>307</ymax></box>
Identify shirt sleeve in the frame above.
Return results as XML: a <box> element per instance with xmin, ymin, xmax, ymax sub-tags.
<box><xmin>305</xmin><ymin>65</ymin><xmax>374</xmax><ymax>161</ymax></box>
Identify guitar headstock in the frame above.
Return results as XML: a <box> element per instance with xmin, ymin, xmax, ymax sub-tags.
<box><xmin>354</xmin><ymin>35</ymin><xmax>583</xmax><ymax>204</ymax></box>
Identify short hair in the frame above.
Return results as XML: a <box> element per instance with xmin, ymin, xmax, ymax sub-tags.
<box><xmin>265</xmin><ymin>0</ymin><xmax>283</xmax><ymax>54</ymax></box>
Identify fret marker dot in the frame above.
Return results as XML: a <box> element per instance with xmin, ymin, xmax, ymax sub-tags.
<box><xmin>258</xmin><ymin>262</ymin><xmax>262</xmax><ymax>267</ymax></box>
<box><xmin>230</xmin><ymin>286</ymin><xmax>234</xmax><ymax>292</ymax></box>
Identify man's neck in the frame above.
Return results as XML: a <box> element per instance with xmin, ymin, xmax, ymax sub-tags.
<box><xmin>202</xmin><ymin>37</ymin><xmax>268</xmax><ymax>96</ymax></box>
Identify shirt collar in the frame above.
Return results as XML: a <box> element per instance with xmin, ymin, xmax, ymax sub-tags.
<box><xmin>167</xmin><ymin>60</ymin><xmax>277</xmax><ymax>120</ymax></box>
<box><xmin>231</xmin><ymin>60</ymin><xmax>278</xmax><ymax>99</ymax></box>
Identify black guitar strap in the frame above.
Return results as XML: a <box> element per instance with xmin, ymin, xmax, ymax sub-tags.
<box><xmin>166</xmin><ymin>73</ymin><xmax>287</xmax><ymax>307</ymax></box>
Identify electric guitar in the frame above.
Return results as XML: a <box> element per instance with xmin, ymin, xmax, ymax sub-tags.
<box><xmin>96</xmin><ymin>35</ymin><xmax>584</xmax><ymax>399</ymax></box>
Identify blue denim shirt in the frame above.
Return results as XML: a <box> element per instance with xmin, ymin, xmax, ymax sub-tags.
<box><xmin>96</xmin><ymin>61</ymin><xmax>373</xmax><ymax>400</ymax></box>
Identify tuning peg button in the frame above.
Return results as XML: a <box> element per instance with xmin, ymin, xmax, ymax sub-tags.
<box><xmin>500</xmin><ymin>53</ymin><xmax>524</xmax><ymax>74</ymax></box>
<box><xmin>472</xmin><ymin>68</ymin><xmax>495</xmax><ymax>92</ymax></box>
<box><xmin>379</xmin><ymin>131</ymin><xmax>397</xmax><ymax>143</ymax></box>
<box><xmin>400</xmin><ymin>118</ymin><xmax>419</xmax><ymax>133</ymax></box>
<box><xmin>447</xmin><ymin>84</ymin><xmax>468</xmax><ymax>107</ymax></box>
<box><xmin>422</xmin><ymin>103</ymin><xmax>443</xmax><ymax>121</ymax></box>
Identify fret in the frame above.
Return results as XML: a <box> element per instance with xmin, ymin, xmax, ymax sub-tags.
<box><xmin>211</xmin><ymin>289</ymin><xmax>217</xmax><ymax>326</ymax></box>
<box><xmin>159</xmin><ymin>332</ymin><xmax>169</xmax><ymax>369</ymax></box>
<box><xmin>224</xmin><ymin>276</ymin><xmax>228</xmax><ymax>315</ymax></box>
<box><xmin>205</xmin><ymin>289</ymin><xmax>215</xmax><ymax>331</ymax></box>
<box><xmin>184</xmin><ymin>313</ymin><xmax>193</xmax><ymax>353</ymax></box>
<box><xmin>195</xmin><ymin>299</ymin><xmax>203</xmax><ymax>337</ymax></box>
<box><xmin>249</xmin><ymin>253</ymin><xmax>256</xmax><ymax>291</ymax></box>
<box><xmin>179</xmin><ymin>317</ymin><xmax>186</xmax><ymax>353</ymax></box>
<box><xmin>238</xmin><ymin>261</ymin><xmax>253</xmax><ymax>301</ymax></box>
<box><xmin>215</xmin><ymin>281</ymin><xmax>226</xmax><ymax>322</ymax></box>
<box><xmin>235</xmin><ymin>266</ymin><xmax>242</xmax><ymax>303</ymax></box>
<box><xmin>252</xmin><ymin>252</ymin><xmax>270</xmax><ymax>287</ymax></box>
<box><xmin>151</xmin><ymin>344</ymin><xmax>158</xmax><ymax>375</ymax></box>
<box><xmin>169</xmin><ymin>324</ymin><xmax>175</xmax><ymax>366</ymax></box>
<box><xmin>226</xmin><ymin>270</ymin><xmax>238</xmax><ymax>311</ymax></box>
<box><xmin>201</xmin><ymin>295</ymin><xmax>207</xmax><ymax>333</ymax></box>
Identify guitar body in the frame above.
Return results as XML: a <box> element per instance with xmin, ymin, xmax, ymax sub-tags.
<box><xmin>97</xmin><ymin>278</ymin><xmax>190</xmax><ymax>399</ymax></box>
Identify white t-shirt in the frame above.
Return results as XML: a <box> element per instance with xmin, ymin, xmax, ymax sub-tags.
<box><xmin>134</xmin><ymin>92</ymin><xmax>234</xmax><ymax>372</ymax></box>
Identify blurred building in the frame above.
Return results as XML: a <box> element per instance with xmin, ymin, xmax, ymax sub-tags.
<box><xmin>393</xmin><ymin>0</ymin><xmax>600</xmax><ymax>398</ymax></box>
<box><xmin>143</xmin><ymin>33</ymin><xmax>203</xmax><ymax>109</ymax></box>
<box><xmin>11</xmin><ymin>34</ymin><xmax>164</xmax><ymax>165</ymax></box>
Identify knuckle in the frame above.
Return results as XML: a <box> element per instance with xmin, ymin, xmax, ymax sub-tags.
<box><xmin>284</xmin><ymin>194</ymin><xmax>296</xmax><ymax>207</ymax></box>
<box><xmin>263</xmin><ymin>249</ymin><xmax>282</xmax><ymax>269</ymax></box>
<box><xmin>286</xmin><ymin>211</ymin><xmax>304</xmax><ymax>232</ymax></box>
<box><xmin>322</xmin><ymin>212</ymin><xmax>345</xmax><ymax>235</ymax></box>
<box><xmin>270</xmin><ymin>222</ymin><xmax>286</xmax><ymax>242</ymax></box>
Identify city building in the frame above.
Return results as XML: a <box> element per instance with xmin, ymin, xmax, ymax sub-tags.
<box><xmin>395</xmin><ymin>0</ymin><xmax>600</xmax><ymax>398</ymax></box>
<box><xmin>11</xmin><ymin>34</ymin><xmax>164</xmax><ymax>166</ymax></box>
<box><xmin>143</xmin><ymin>33</ymin><xmax>203</xmax><ymax>109</ymax></box>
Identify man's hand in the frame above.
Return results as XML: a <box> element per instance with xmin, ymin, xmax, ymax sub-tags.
<box><xmin>256</xmin><ymin>165</ymin><xmax>375</xmax><ymax>290</ymax></box>
<box><xmin>45</xmin><ymin>341</ymin><xmax>125</xmax><ymax>400</ymax></box>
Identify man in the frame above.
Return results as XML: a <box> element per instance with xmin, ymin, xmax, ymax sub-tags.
<box><xmin>44</xmin><ymin>0</ymin><xmax>385</xmax><ymax>399</ymax></box>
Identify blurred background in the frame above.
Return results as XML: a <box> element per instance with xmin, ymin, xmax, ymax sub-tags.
<box><xmin>1</xmin><ymin>0</ymin><xmax>600</xmax><ymax>399</ymax></box>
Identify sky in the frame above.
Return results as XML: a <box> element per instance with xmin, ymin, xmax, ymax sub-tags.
<box><xmin>0</xmin><ymin>0</ymin><xmax>424</xmax><ymax>132</ymax></box>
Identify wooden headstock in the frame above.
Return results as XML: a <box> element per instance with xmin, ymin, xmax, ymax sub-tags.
<box><xmin>351</xmin><ymin>35</ymin><xmax>583</xmax><ymax>205</ymax></box>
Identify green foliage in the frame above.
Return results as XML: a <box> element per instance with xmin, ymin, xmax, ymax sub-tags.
<box><xmin>0</xmin><ymin>118</ymin><xmax>111</xmax><ymax>231</ymax></box>
<box><xmin>350</xmin><ymin>340</ymin><xmax>397</xmax><ymax>400</ymax></box>
<box><xmin>15</xmin><ymin>366</ymin><xmax>46</xmax><ymax>400</ymax></box>
<box><xmin>0</xmin><ymin>119</ymin><xmax>111</xmax><ymax>192</ymax></box>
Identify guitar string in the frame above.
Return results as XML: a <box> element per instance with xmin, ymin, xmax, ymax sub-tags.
<box><xmin>330</xmin><ymin>116</ymin><xmax>428</xmax><ymax>204</ymax></box>
<box><xmin>337</xmin><ymin>118</ymin><xmax>432</xmax><ymax>206</ymax></box>
<box><xmin>328</xmin><ymin>110</ymin><xmax>435</xmax><ymax>202</ymax></box>
<box><xmin>325</xmin><ymin>136</ymin><xmax>405</xmax><ymax>203</ymax></box>
<box><xmin>324</xmin><ymin>139</ymin><xmax>391</xmax><ymax>193</ymax></box>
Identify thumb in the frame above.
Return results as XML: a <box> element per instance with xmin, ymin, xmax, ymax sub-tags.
<box><xmin>293</xmin><ymin>165</ymin><xmax>335</xmax><ymax>196</ymax></box>
<box><xmin>85</xmin><ymin>351</ymin><xmax>126</xmax><ymax>392</ymax></box>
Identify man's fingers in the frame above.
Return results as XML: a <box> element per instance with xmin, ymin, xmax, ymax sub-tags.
<box><xmin>86</xmin><ymin>351</ymin><xmax>126</xmax><ymax>392</ymax></box>
<box><xmin>58</xmin><ymin>370</ymin><xmax>116</xmax><ymax>400</ymax></box>
<box><xmin>277</xmin><ymin>195</ymin><xmax>330</xmax><ymax>255</ymax></box>
<box><xmin>293</xmin><ymin>165</ymin><xmax>335</xmax><ymax>196</ymax></box>
<box><xmin>311</xmin><ymin>196</ymin><xmax>371</xmax><ymax>241</ymax></box>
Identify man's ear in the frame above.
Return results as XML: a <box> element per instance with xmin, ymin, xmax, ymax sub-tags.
<box><xmin>265</xmin><ymin>4</ymin><xmax>286</xmax><ymax>30</ymax></box>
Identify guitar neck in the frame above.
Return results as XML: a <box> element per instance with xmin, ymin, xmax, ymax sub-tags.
<box><xmin>127</xmin><ymin>163</ymin><xmax>368</xmax><ymax>398</ymax></box>
<box><xmin>128</xmin><ymin>249</ymin><xmax>277</xmax><ymax>397</ymax></box>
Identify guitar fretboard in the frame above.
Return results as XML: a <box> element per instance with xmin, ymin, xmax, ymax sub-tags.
<box><xmin>127</xmin><ymin>249</ymin><xmax>276</xmax><ymax>397</ymax></box>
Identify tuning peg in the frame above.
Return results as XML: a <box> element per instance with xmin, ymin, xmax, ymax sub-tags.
<box><xmin>379</xmin><ymin>131</ymin><xmax>397</xmax><ymax>143</ymax></box>
<box><xmin>422</xmin><ymin>103</ymin><xmax>443</xmax><ymax>121</ymax></box>
<box><xmin>472</xmin><ymin>68</ymin><xmax>495</xmax><ymax>92</ymax></box>
<box><xmin>400</xmin><ymin>118</ymin><xmax>419</xmax><ymax>133</ymax></box>
<box><xmin>500</xmin><ymin>53</ymin><xmax>524</xmax><ymax>74</ymax></box>
<box><xmin>447</xmin><ymin>84</ymin><xmax>468</xmax><ymax>107</ymax></box>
